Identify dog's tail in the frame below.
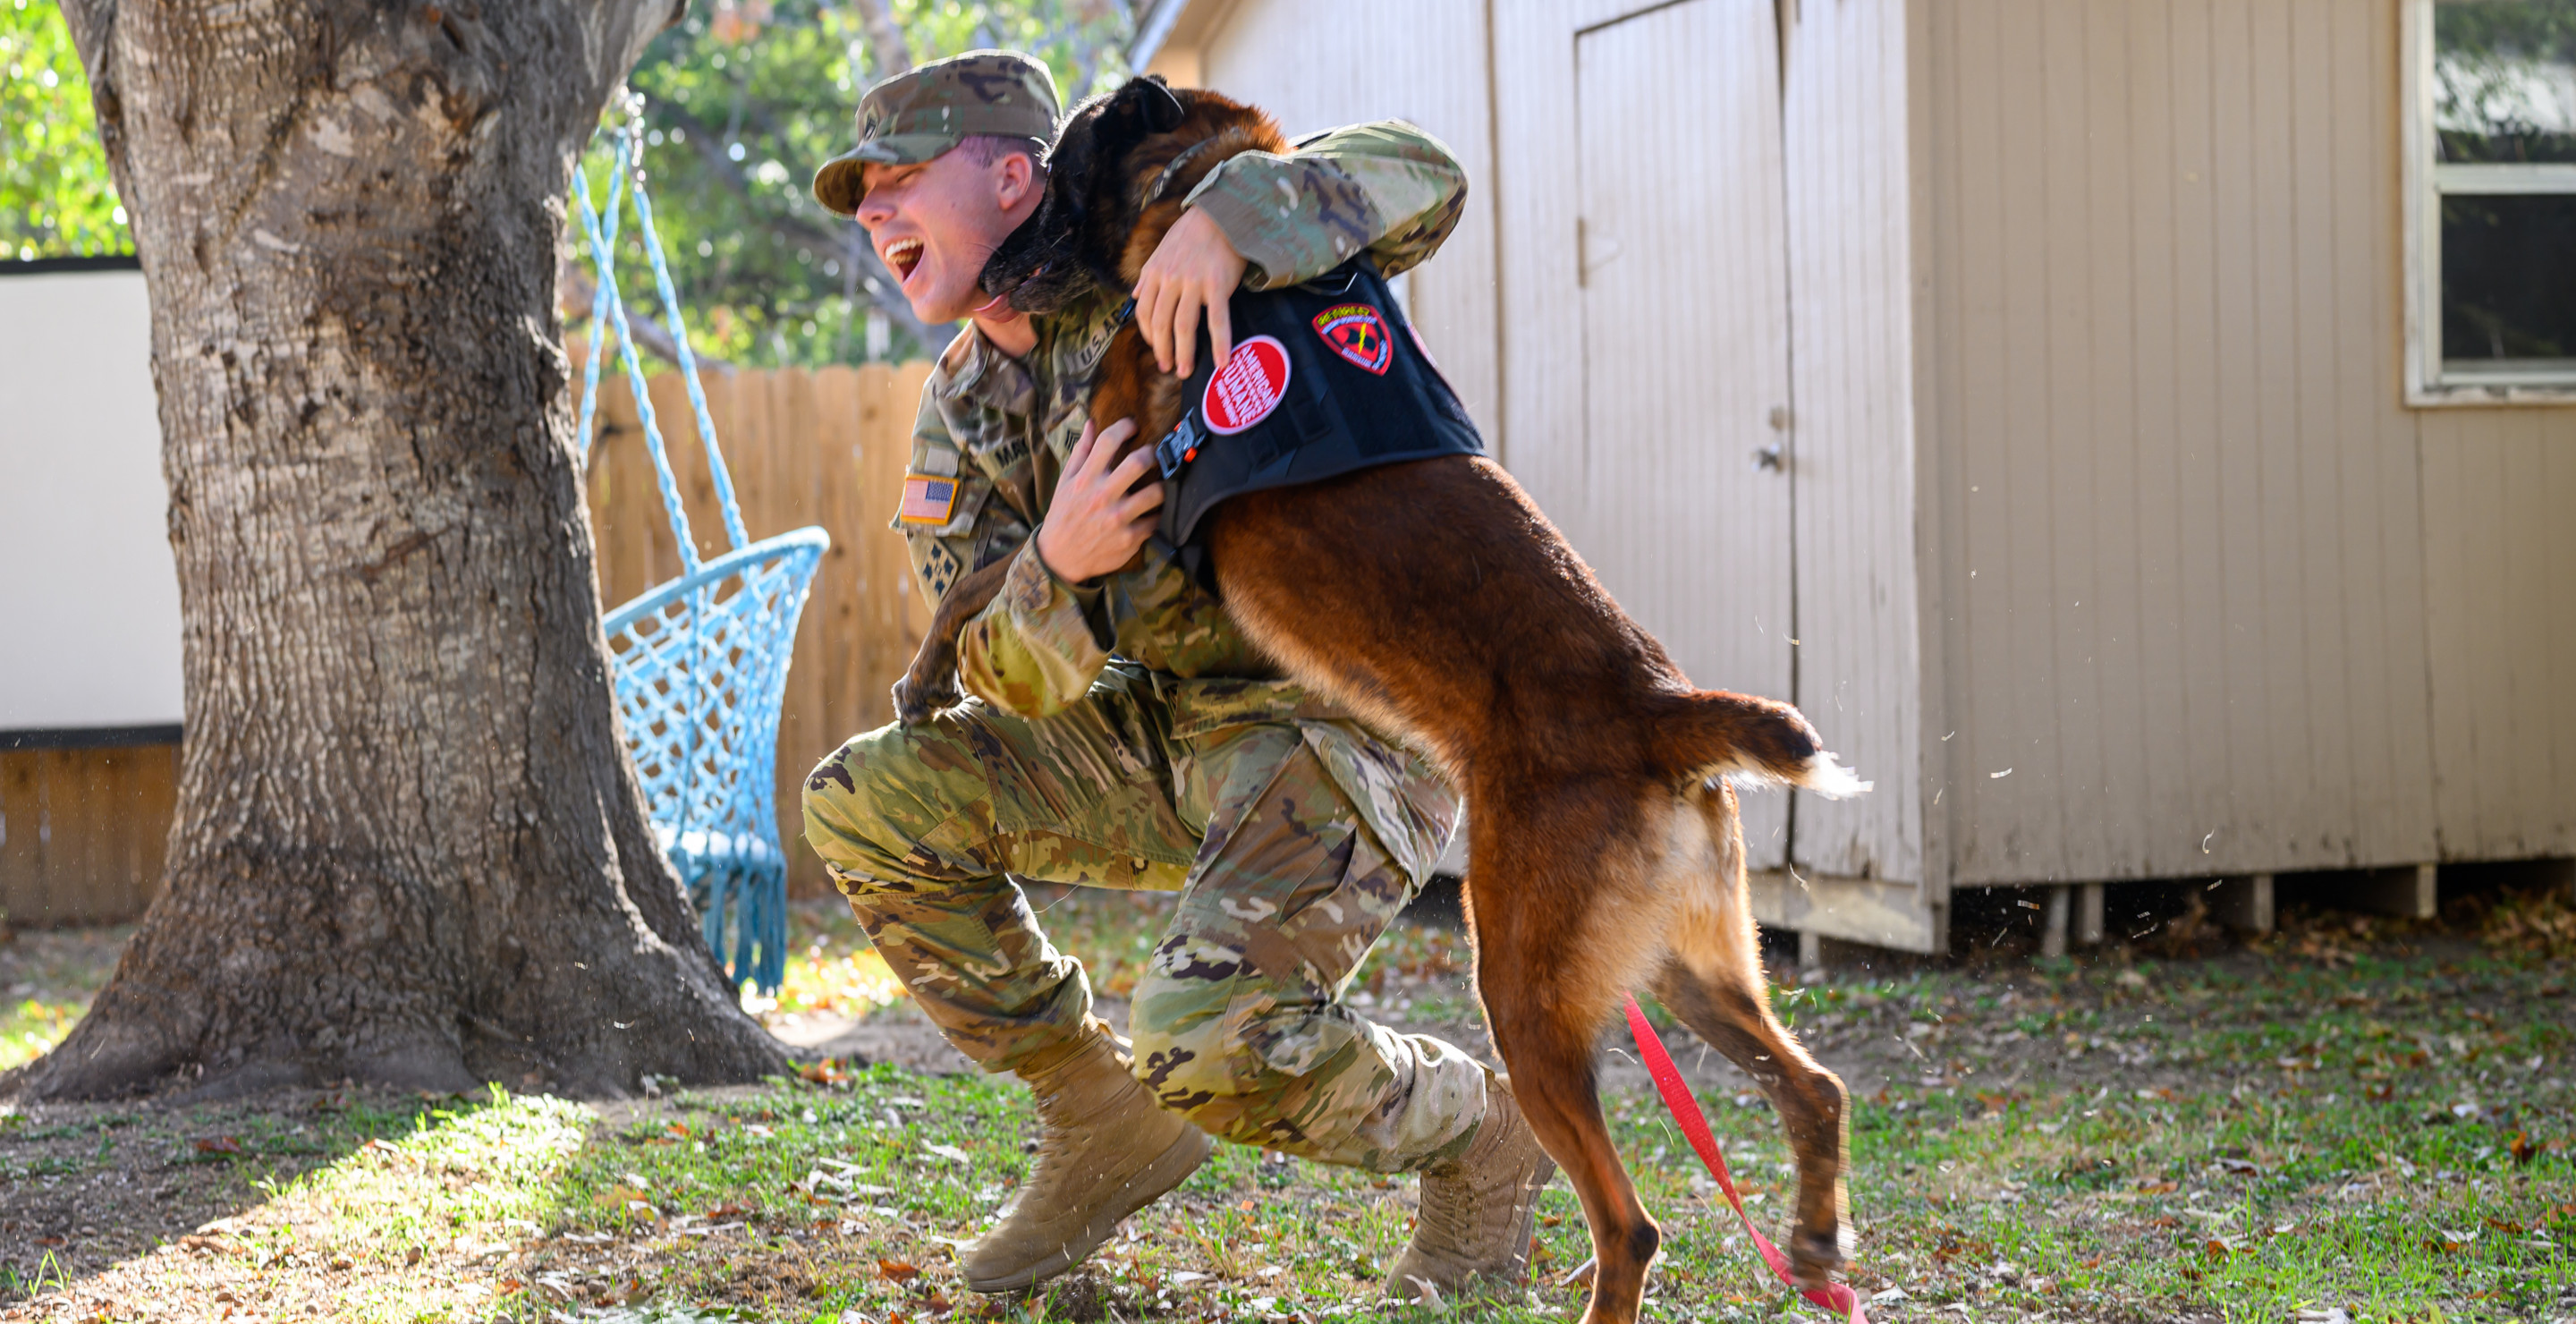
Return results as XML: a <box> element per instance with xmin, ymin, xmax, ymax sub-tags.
<box><xmin>1649</xmin><ymin>690</ymin><xmax>1872</xmax><ymax>799</ymax></box>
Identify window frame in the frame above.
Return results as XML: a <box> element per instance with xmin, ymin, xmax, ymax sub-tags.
<box><xmin>2402</xmin><ymin>0</ymin><xmax>2576</xmax><ymax>406</ymax></box>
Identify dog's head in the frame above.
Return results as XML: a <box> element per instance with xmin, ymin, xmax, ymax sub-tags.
<box><xmin>979</xmin><ymin>76</ymin><xmax>1284</xmax><ymax>318</ymax></box>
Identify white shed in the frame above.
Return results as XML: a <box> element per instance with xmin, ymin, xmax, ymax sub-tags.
<box><xmin>0</xmin><ymin>258</ymin><xmax>185</xmax><ymax>924</ymax></box>
<box><xmin>1136</xmin><ymin>0</ymin><xmax>2576</xmax><ymax>953</ymax></box>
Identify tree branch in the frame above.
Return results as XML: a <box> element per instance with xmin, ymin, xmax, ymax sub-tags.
<box><xmin>848</xmin><ymin>0</ymin><xmax>912</xmax><ymax>80</ymax></box>
<box><xmin>55</xmin><ymin>0</ymin><xmax>124</xmax><ymax>185</ymax></box>
<box><xmin>557</xmin><ymin>250</ymin><xmax>725</xmax><ymax>370</ymax></box>
<box><xmin>52</xmin><ymin>0</ymin><xmax>114</xmax><ymax>58</ymax></box>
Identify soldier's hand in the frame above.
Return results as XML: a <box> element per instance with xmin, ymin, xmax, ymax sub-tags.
<box><xmin>1135</xmin><ymin>207</ymin><xmax>1247</xmax><ymax>380</ymax></box>
<box><xmin>1035</xmin><ymin>417</ymin><xmax>1163</xmax><ymax>583</ymax></box>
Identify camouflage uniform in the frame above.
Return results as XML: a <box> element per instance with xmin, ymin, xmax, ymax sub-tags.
<box><xmin>802</xmin><ymin>89</ymin><xmax>1487</xmax><ymax>1173</ymax></box>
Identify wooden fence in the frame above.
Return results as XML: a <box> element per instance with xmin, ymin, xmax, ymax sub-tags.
<box><xmin>0</xmin><ymin>742</ymin><xmax>177</xmax><ymax>926</ymax></box>
<box><xmin>583</xmin><ymin>358</ymin><xmax>936</xmax><ymax>897</ymax></box>
<box><xmin>0</xmin><ymin>359</ymin><xmax>929</xmax><ymax>926</ymax></box>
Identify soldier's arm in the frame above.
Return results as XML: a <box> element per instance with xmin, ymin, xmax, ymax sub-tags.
<box><xmin>953</xmin><ymin>542</ymin><xmax>1114</xmax><ymax>719</ymax></box>
<box><xmin>897</xmin><ymin>384</ymin><xmax>1018</xmax><ymax>619</ymax></box>
<box><xmin>897</xmin><ymin>353</ymin><xmax>1114</xmax><ymax>721</ymax></box>
<box><xmin>1180</xmin><ymin>119</ymin><xmax>1470</xmax><ymax>290</ymax></box>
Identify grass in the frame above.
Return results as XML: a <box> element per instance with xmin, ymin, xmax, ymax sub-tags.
<box><xmin>1</xmin><ymin>887</ymin><xmax>2571</xmax><ymax>1323</ymax></box>
<box><xmin>0</xmin><ymin>926</ymin><xmax>129</xmax><ymax>1073</ymax></box>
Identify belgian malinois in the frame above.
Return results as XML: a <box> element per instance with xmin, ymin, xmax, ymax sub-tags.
<box><xmin>894</xmin><ymin>77</ymin><xmax>1865</xmax><ymax>1324</ymax></box>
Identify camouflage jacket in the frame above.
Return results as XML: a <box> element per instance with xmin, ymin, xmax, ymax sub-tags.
<box><xmin>896</xmin><ymin>120</ymin><xmax>1470</xmax><ymax>725</ymax></box>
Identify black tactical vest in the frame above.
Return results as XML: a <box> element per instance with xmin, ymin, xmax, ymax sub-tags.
<box><xmin>1145</xmin><ymin>259</ymin><xmax>1486</xmax><ymax>588</ymax></box>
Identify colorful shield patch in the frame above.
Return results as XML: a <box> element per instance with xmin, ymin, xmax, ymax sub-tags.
<box><xmin>1202</xmin><ymin>335</ymin><xmax>1292</xmax><ymax>435</ymax></box>
<box><xmin>896</xmin><ymin>473</ymin><xmax>960</xmax><ymax>525</ymax></box>
<box><xmin>1311</xmin><ymin>302</ymin><xmax>1394</xmax><ymax>375</ymax></box>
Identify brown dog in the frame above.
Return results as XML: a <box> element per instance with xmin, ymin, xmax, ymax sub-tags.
<box><xmin>894</xmin><ymin>78</ymin><xmax>1865</xmax><ymax>1324</ymax></box>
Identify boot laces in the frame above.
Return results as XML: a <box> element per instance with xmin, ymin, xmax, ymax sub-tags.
<box><xmin>1415</xmin><ymin>1167</ymin><xmax>1488</xmax><ymax>1258</ymax></box>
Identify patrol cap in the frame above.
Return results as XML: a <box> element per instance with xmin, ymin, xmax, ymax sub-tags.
<box><xmin>812</xmin><ymin>50</ymin><xmax>1060</xmax><ymax>216</ymax></box>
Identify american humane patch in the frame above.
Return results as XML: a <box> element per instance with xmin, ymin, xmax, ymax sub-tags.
<box><xmin>1201</xmin><ymin>335</ymin><xmax>1292</xmax><ymax>435</ymax></box>
<box><xmin>896</xmin><ymin>473</ymin><xmax>961</xmax><ymax>525</ymax></box>
<box><xmin>1311</xmin><ymin>302</ymin><xmax>1393</xmax><ymax>375</ymax></box>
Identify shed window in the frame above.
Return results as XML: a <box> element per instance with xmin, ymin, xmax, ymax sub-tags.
<box><xmin>2405</xmin><ymin>0</ymin><xmax>2576</xmax><ymax>402</ymax></box>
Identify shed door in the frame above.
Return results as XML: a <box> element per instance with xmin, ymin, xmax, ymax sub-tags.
<box><xmin>1576</xmin><ymin>0</ymin><xmax>1797</xmax><ymax>868</ymax></box>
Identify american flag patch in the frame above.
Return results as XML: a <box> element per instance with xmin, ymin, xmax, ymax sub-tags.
<box><xmin>896</xmin><ymin>473</ymin><xmax>960</xmax><ymax>525</ymax></box>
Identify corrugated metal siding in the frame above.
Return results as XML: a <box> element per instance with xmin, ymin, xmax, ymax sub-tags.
<box><xmin>1783</xmin><ymin>0</ymin><xmax>1922</xmax><ymax>884</ymax></box>
<box><xmin>1920</xmin><ymin>0</ymin><xmax>2447</xmax><ymax>886</ymax></box>
<box><xmin>1191</xmin><ymin>0</ymin><xmax>1504</xmax><ymax>454</ymax></box>
<box><xmin>2421</xmin><ymin>408</ymin><xmax>2576</xmax><ymax>861</ymax></box>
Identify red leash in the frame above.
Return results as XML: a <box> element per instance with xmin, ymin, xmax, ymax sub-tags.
<box><xmin>1623</xmin><ymin>994</ymin><xmax>1868</xmax><ymax>1324</ymax></box>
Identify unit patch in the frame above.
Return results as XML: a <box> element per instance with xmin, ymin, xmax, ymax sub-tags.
<box><xmin>1311</xmin><ymin>302</ymin><xmax>1394</xmax><ymax>375</ymax></box>
<box><xmin>1201</xmin><ymin>335</ymin><xmax>1292</xmax><ymax>435</ymax></box>
<box><xmin>897</xmin><ymin>473</ymin><xmax>961</xmax><ymax>525</ymax></box>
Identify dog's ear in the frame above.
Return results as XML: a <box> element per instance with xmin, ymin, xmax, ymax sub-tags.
<box><xmin>1136</xmin><ymin>74</ymin><xmax>1187</xmax><ymax>132</ymax></box>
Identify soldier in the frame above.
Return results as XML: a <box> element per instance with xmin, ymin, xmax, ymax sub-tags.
<box><xmin>802</xmin><ymin>51</ymin><xmax>1549</xmax><ymax>1302</ymax></box>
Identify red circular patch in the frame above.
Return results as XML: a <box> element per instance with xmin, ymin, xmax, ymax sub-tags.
<box><xmin>1201</xmin><ymin>335</ymin><xmax>1292</xmax><ymax>435</ymax></box>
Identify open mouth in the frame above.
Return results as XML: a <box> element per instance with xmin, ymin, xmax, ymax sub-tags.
<box><xmin>880</xmin><ymin>236</ymin><xmax>924</xmax><ymax>282</ymax></box>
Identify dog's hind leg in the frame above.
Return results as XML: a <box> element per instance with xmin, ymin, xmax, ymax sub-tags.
<box><xmin>1647</xmin><ymin>780</ymin><xmax>1853</xmax><ymax>1290</ymax></box>
<box><xmin>1469</xmin><ymin>801</ymin><xmax>1670</xmax><ymax>1324</ymax></box>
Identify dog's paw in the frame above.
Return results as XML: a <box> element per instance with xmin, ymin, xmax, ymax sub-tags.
<box><xmin>1787</xmin><ymin>1225</ymin><xmax>1851</xmax><ymax>1291</ymax></box>
<box><xmin>892</xmin><ymin>672</ymin><xmax>959</xmax><ymax>726</ymax></box>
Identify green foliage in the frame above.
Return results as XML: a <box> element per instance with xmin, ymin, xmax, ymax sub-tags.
<box><xmin>579</xmin><ymin>0</ymin><xmax>1135</xmax><ymax>368</ymax></box>
<box><xmin>0</xmin><ymin>0</ymin><xmax>128</xmax><ymax>260</ymax></box>
<box><xmin>2</xmin><ymin>0</ymin><xmax>1134</xmax><ymax>364</ymax></box>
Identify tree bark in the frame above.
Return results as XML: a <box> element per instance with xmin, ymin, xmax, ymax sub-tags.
<box><xmin>11</xmin><ymin>0</ymin><xmax>789</xmax><ymax>1100</ymax></box>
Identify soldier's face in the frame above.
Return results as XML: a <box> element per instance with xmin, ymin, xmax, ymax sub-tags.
<box><xmin>856</xmin><ymin>147</ymin><xmax>1042</xmax><ymax>325</ymax></box>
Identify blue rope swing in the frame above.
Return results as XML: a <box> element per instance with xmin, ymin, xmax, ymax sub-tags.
<box><xmin>572</xmin><ymin>117</ymin><xmax>826</xmax><ymax>995</ymax></box>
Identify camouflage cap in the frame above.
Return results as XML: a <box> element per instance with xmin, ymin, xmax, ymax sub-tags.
<box><xmin>812</xmin><ymin>50</ymin><xmax>1061</xmax><ymax>215</ymax></box>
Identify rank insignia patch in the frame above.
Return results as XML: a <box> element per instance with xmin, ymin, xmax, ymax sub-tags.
<box><xmin>897</xmin><ymin>473</ymin><xmax>961</xmax><ymax>525</ymax></box>
<box><xmin>1311</xmin><ymin>302</ymin><xmax>1394</xmax><ymax>376</ymax></box>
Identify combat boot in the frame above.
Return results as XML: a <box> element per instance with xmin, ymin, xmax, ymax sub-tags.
<box><xmin>963</xmin><ymin>1030</ymin><xmax>1214</xmax><ymax>1293</ymax></box>
<box><xmin>1385</xmin><ymin>1072</ymin><xmax>1556</xmax><ymax>1301</ymax></box>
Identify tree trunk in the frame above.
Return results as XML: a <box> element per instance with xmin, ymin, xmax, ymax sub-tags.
<box><xmin>9</xmin><ymin>0</ymin><xmax>789</xmax><ymax>1100</ymax></box>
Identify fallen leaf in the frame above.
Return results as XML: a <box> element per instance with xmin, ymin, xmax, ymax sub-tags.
<box><xmin>2509</xmin><ymin>1133</ymin><xmax>2539</xmax><ymax>1165</ymax></box>
<box><xmin>2215</xmin><ymin>1157</ymin><xmax>2259</xmax><ymax>1176</ymax></box>
<box><xmin>922</xmin><ymin>1141</ymin><xmax>972</xmax><ymax>1164</ymax></box>
<box><xmin>194</xmin><ymin>1136</ymin><xmax>244</xmax><ymax>1155</ymax></box>
<box><xmin>877</xmin><ymin>1258</ymin><xmax>922</xmax><ymax>1283</ymax></box>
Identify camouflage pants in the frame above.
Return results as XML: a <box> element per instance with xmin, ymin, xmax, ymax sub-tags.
<box><xmin>801</xmin><ymin>666</ymin><xmax>1488</xmax><ymax>1173</ymax></box>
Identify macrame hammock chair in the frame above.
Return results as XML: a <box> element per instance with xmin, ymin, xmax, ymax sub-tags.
<box><xmin>571</xmin><ymin>118</ymin><xmax>825</xmax><ymax>994</ymax></box>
